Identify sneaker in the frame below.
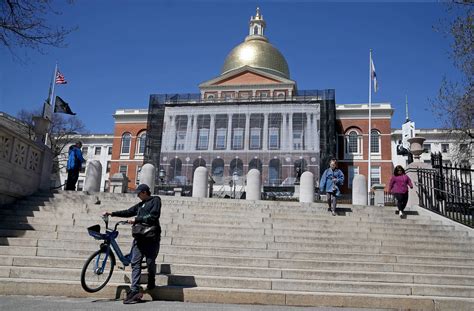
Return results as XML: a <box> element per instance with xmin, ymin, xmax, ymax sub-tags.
<box><xmin>332</xmin><ymin>210</ymin><xmax>336</xmax><ymax>216</ymax></box>
<box><xmin>123</xmin><ymin>291</ymin><xmax>143</xmax><ymax>304</ymax></box>
<box><xmin>399</xmin><ymin>211</ymin><xmax>404</xmax><ymax>218</ymax></box>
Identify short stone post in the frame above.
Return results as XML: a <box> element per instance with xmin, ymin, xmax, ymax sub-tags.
<box><xmin>352</xmin><ymin>174</ymin><xmax>368</xmax><ymax>205</ymax></box>
<box><xmin>192</xmin><ymin>166</ymin><xmax>208</xmax><ymax>198</ymax></box>
<box><xmin>140</xmin><ymin>163</ymin><xmax>156</xmax><ymax>194</ymax></box>
<box><xmin>83</xmin><ymin>160</ymin><xmax>102</xmax><ymax>192</ymax></box>
<box><xmin>110</xmin><ymin>173</ymin><xmax>128</xmax><ymax>193</ymax></box>
<box><xmin>299</xmin><ymin>171</ymin><xmax>314</xmax><ymax>203</ymax></box>
<box><xmin>246</xmin><ymin>169</ymin><xmax>261</xmax><ymax>201</ymax></box>
<box><xmin>372</xmin><ymin>183</ymin><xmax>386</xmax><ymax>206</ymax></box>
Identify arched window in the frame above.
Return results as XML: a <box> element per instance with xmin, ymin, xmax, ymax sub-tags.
<box><xmin>229</xmin><ymin>158</ymin><xmax>244</xmax><ymax>176</ymax></box>
<box><xmin>136</xmin><ymin>132</ymin><xmax>146</xmax><ymax>155</ymax></box>
<box><xmin>269</xmin><ymin>159</ymin><xmax>281</xmax><ymax>185</ymax></box>
<box><xmin>248</xmin><ymin>158</ymin><xmax>263</xmax><ymax>173</ymax></box>
<box><xmin>254</xmin><ymin>25</ymin><xmax>259</xmax><ymax>35</ymax></box>
<box><xmin>211</xmin><ymin>158</ymin><xmax>224</xmax><ymax>177</ymax></box>
<box><xmin>370</xmin><ymin>130</ymin><xmax>381</xmax><ymax>154</ymax></box>
<box><xmin>345</xmin><ymin>130</ymin><xmax>362</xmax><ymax>156</ymax></box>
<box><xmin>169</xmin><ymin>158</ymin><xmax>182</xmax><ymax>180</ymax></box>
<box><xmin>121</xmin><ymin>133</ymin><xmax>131</xmax><ymax>154</ymax></box>
<box><xmin>192</xmin><ymin>158</ymin><xmax>207</xmax><ymax>176</ymax></box>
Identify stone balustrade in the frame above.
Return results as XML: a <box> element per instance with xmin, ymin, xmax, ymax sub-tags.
<box><xmin>0</xmin><ymin>122</ymin><xmax>52</xmax><ymax>205</ymax></box>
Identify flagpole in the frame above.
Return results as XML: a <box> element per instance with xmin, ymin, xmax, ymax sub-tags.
<box><xmin>50</xmin><ymin>63</ymin><xmax>58</xmax><ymax>107</ymax></box>
<box><xmin>368</xmin><ymin>50</ymin><xmax>372</xmax><ymax>205</ymax></box>
<box><xmin>44</xmin><ymin>64</ymin><xmax>57</xmax><ymax>147</ymax></box>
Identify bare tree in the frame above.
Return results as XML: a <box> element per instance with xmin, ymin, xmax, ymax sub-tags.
<box><xmin>431</xmin><ymin>1</ymin><xmax>473</xmax><ymax>162</ymax></box>
<box><xmin>0</xmin><ymin>0</ymin><xmax>75</xmax><ymax>55</ymax></box>
<box><xmin>16</xmin><ymin>108</ymin><xmax>87</xmax><ymax>172</ymax></box>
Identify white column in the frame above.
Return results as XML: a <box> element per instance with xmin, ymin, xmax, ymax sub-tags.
<box><xmin>169</xmin><ymin>115</ymin><xmax>176</xmax><ymax>151</ymax></box>
<box><xmin>191</xmin><ymin>115</ymin><xmax>198</xmax><ymax>151</ymax></box>
<box><xmin>185</xmin><ymin>114</ymin><xmax>192</xmax><ymax>151</ymax></box>
<box><xmin>226</xmin><ymin>113</ymin><xmax>233</xmax><ymax>150</ymax></box>
<box><xmin>162</xmin><ymin>115</ymin><xmax>170</xmax><ymax>151</ymax></box>
<box><xmin>289</xmin><ymin>113</ymin><xmax>293</xmax><ymax>151</ymax></box>
<box><xmin>244</xmin><ymin>113</ymin><xmax>250</xmax><ymax>151</ymax></box>
<box><xmin>315</xmin><ymin>119</ymin><xmax>320</xmax><ymax>152</ymax></box>
<box><xmin>262</xmin><ymin>113</ymin><xmax>269</xmax><ymax>150</ymax></box>
<box><xmin>209</xmin><ymin>114</ymin><xmax>215</xmax><ymax>151</ymax></box>
<box><xmin>282</xmin><ymin>113</ymin><xmax>287</xmax><ymax>150</ymax></box>
<box><xmin>306</xmin><ymin>113</ymin><xmax>311</xmax><ymax>151</ymax></box>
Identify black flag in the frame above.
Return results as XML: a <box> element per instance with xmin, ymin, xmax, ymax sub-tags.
<box><xmin>54</xmin><ymin>96</ymin><xmax>76</xmax><ymax>115</ymax></box>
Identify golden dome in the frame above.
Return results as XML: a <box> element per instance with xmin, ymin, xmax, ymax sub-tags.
<box><xmin>221</xmin><ymin>37</ymin><xmax>290</xmax><ymax>79</ymax></box>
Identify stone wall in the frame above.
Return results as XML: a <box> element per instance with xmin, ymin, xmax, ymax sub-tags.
<box><xmin>0</xmin><ymin>122</ymin><xmax>50</xmax><ymax>205</ymax></box>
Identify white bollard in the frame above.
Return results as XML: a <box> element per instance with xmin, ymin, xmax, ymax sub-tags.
<box><xmin>192</xmin><ymin>166</ymin><xmax>208</xmax><ymax>198</ymax></box>
<box><xmin>246</xmin><ymin>169</ymin><xmax>261</xmax><ymax>201</ymax></box>
<box><xmin>299</xmin><ymin>171</ymin><xmax>314</xmax><ymax>203</ymax></box>
<box><xmin>140</xmin><ymin>163</ymin><xmax>156</xmax><ymax>194</ymax></box>
<box><xmin>84</xmin><ymin>160</ymin><xmax>102</xmax><ymax>192</ymax></box>
<box><xmin>352</xmin><ymin>174</ymin><xmax>368</xmax><ymax>205</ymax></box>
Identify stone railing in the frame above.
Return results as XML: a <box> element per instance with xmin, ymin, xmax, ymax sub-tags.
<box><xmin>0</xmin><ymin>122</ymin><xmax>52</xmax><ymax>205</ymax></box>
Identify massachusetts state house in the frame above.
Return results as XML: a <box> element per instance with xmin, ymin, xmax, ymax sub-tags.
<box><xmin>109</xmin><ymin>8</ymin><xmax>393</xmax><ymax>194</ymax></box>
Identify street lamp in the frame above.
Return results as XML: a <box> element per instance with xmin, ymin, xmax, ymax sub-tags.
<box><xmin>232</xmin><ymin>171</ymin><xmax>239</xmax><ymax>199</ymax></box>
<box><xmin>159</xmin><ymin>168</ymin><xmax>166</xmax><ymax>185</ymax></box>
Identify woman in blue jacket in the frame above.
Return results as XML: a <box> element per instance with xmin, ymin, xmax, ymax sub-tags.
<box><xmin>320</xmin><ymin>159</ymin><xmax>344</xmax><ymax>216</ymax></box>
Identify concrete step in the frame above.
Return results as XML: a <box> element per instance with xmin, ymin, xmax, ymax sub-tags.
<box><xmin>0</xmin><ymin>277</ymin><xmax>472</xmax><ymax>310</ymax></box>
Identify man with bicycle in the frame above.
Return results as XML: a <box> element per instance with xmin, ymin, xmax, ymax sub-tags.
<box><xmin>103</xmin><ymin>183</ymin><xmax>161</xmax><ymax>304</ymax></box>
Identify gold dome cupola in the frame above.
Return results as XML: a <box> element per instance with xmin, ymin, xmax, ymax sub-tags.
<box><xmin>221</xmin><ymin>8</ymin><xmax>290</xmax><ymax>79</ymax></box>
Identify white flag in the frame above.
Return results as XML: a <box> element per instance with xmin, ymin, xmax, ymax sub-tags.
<box><xmin>371</xmin><ymin>58</ymin><xmax>378</xmax><ymax>92</ymax></box>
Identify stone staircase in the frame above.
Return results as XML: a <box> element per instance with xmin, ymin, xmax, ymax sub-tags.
<box><xmin>0</xmin><ymin>191</ymin><xmax>473</xmax><ymax>310</ymax></box>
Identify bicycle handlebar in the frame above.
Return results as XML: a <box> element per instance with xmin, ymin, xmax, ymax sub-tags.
<box><xmin>101</xmin><ymin>214</ymin><xmax>130</xmax><ymax>231</ymax></box>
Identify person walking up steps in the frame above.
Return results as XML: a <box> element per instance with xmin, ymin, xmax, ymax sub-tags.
<box><xmin>389</xmin><ymin>165</ymin><xmax>413</xmax><ymax>218</ymax></box>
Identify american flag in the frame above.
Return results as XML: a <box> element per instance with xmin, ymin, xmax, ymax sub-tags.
<box><xmin>55</xmin><ymin>70</ymin><xmax>67</xmax><ymax>84</ymax></box>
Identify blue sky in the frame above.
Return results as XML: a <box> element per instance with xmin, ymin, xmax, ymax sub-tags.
<box><xmin>0</xmin><ymin>1</ymin><xmax>460</xmax><ymax>133</ymax></box>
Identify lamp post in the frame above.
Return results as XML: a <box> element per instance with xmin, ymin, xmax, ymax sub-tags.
<box><xmin>232</xmin><ymin>171</ymin><xmax>239</xmax><ymax>199</ymax></box>
<box><xmin>159</xmin><ymin>168</ymin><xmax>166</xmax><ymax>185</ymax></box>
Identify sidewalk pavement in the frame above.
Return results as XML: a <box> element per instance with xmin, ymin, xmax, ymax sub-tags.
<box><xmin>0</xmin><ymin>295</ymin><xmax>396</xmax><ymax>311</ymax></box>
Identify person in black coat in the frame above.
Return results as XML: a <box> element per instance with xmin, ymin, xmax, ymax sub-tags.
<box><xmin>103</xmin><ymin>184</ymin><xmax>161</xmax><ymax>304</ymax></box>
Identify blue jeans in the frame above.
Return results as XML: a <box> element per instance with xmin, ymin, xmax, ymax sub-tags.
<box><xmin>130</xmin><ymin>238</ymin><xmax>160</xmax><ymax>292</ymax></box>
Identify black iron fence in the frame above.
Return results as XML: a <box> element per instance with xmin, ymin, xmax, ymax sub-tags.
<box><xmin>416</xmin><ymin>153</ymin><xmax>473</xmax><ymax>228</ymax></box>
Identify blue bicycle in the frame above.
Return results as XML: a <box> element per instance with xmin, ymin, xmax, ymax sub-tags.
<box><xmin>81</xmin><ymin>215</ymin><xmax>132</xmax><ymax>293</ymax></box>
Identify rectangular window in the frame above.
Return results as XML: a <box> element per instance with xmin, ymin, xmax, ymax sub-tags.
<box><xmin>348</xmin><ymin>166</ymin><xmax>359</xmax><ymax>189</ymax></box>
<box><xmin>119</xmin><ymin>165</ymin><xmax>128</xmax><ymax>176</ymax></box>
<box><xmin>293</xmin><ymin>130</ymin><xmax>303</xmax><ymax>150</ymax></box>
<box><xmin>250</xmin><ymin>128</ymin><xmax>261</xmax><ymax>149</ymax></box>
<box><xmin>232</xmin><ymin>128</ymin><xmax>244</xmax><ymax>149</ymax></box>
<box><xmin>77</xmin><ymin>180</ymin><xmax>84</xmax><ymax>191</ymax></box>
<box><xmin>108</xmin><ymin>146</ymin><xmax>113</xmax><ymax>155</ymax></box>
<box><xmin>441</xmin><ymin>144</ymin><xmax>449</xmax><ymax>153</ymax></box>
<box><xmin>370</xmin><ymin>166</ymin><xmax>381</xmax><ymax>185</ymax></box>
<box><xmin>80</xmin><ymin>161</ymin><xmax>86</xmax><ymax>174</ymax></box>
<box><xmin>175</xmin><ymin>130</ymin><xmax>186</xmax><ymax>150</ymax></box>
<box><xmin>215</xmin><ymin>128</ymin><xmax>227</xmax><ymax>149</ymax></box>
<box><xmin>106</xmin><ymin>161</ymin><xmax>111</xmax><ymax>173</ymax></box>
<box><xmin>94</xmin><ymin>146</ymin><xmax>101</xmax><ymax>155</ymax></box>
<box><xmin>423</xmin><ymin>143</ymin><xmax>431</xmax><ymax>153</ymax></box>
<box><xmin>197</xmin><ymin>128</ymin><xmax>209</xmax><ymax>150</ymax></box>
<box><xmin>269</xmin><ymin>127</ymin><xmax>279</xmax><ymax>149</ymax></box>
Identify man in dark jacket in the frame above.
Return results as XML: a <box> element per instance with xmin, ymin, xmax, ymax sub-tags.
<box><xmin>103</xmin><ymin>184</ymin><xmax>161</xmax><ymax>304</ymax></box>
<box><xmin>65</xmin><ymin>141</ymin><xmax>85</xmax><ymax>190</ymax></box>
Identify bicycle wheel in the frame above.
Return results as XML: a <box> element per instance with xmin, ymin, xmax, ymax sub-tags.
<box><xmin>80</xmin><ymin>249</ymin><xmax>116</xmax><ymax>293</ymax></box>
